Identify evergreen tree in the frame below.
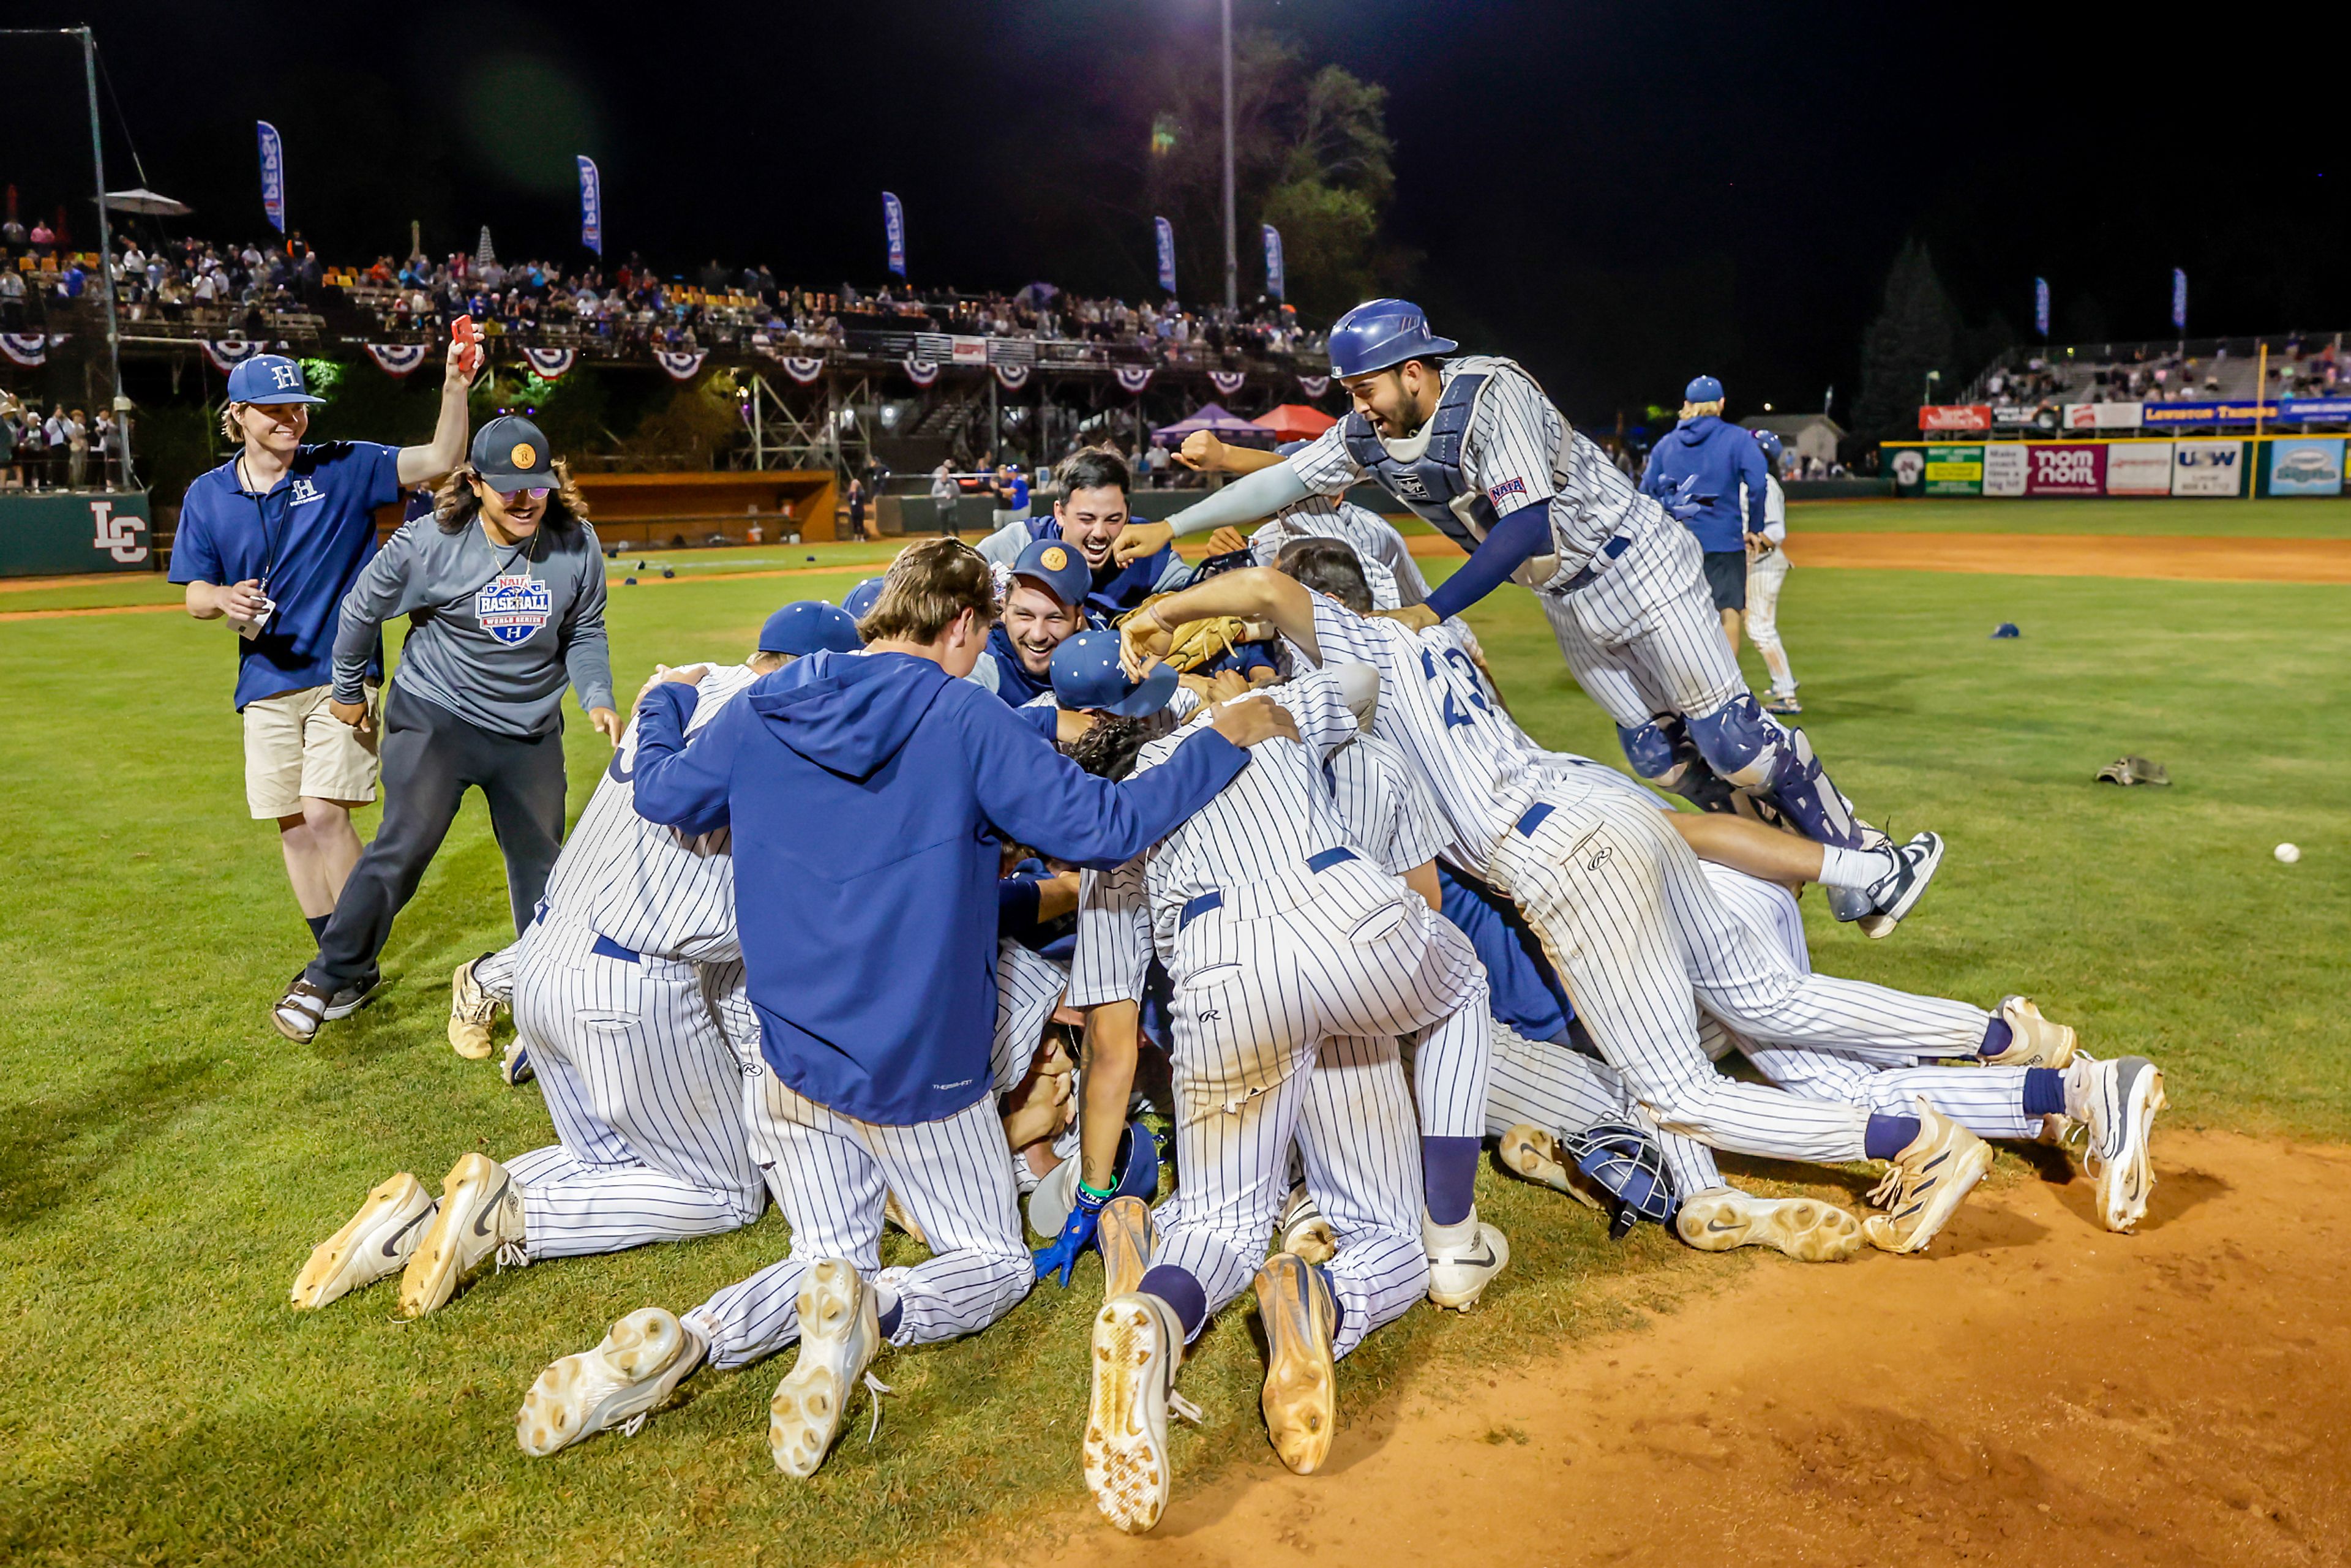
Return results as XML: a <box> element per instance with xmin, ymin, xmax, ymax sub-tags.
<box><xmin>1853</xmin><ymin>239</ymin><xmax>1960</xmax><ymax>441</ymax></box>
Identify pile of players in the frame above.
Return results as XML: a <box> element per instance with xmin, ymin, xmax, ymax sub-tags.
<box><xmin>285</xmin><ymin>301</ymin><xmax>2167</xmax><ymax>1535</ymax></box>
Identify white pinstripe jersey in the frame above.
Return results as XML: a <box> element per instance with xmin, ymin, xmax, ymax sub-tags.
<box><xmin>1248</xmin><ymin>499</ymin><xmax>1430</xmax><ymax>609</ymax></box>
<box><xmin>1325</xmin><ymin>732</ymin><xmax>1450</xmax><ymax>876</ymax></box>
<box><xmin>541</xmin><ymin>662</ymin><xmax>762</xmax><ymax>964</ymax></box>
<box><xmin>1286</xmin><ymin>354</ymin><xmax>1654</xmax><ymax>577</ymax></box>
<box><xmin>1068</xmin><ymin>669</ymin><xmax>1368</xmax><ymax>1008</ymax></box>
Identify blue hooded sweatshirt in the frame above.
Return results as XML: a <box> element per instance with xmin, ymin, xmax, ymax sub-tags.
<box><xmin>631</xmin><ymin>648</ymin><xmax>1248</xmax><ymax>1125</ymax></box>
<box><xmin>1638</xmin><ymin>414</ymin><xmax>1769</xmax><ymax>553</ymax></box>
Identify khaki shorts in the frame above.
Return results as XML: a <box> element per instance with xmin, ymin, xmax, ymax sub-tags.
<box><xmin>242</xmin><ymin>683</ymin><xmax>381</xmax><ymax>819</ymax></box>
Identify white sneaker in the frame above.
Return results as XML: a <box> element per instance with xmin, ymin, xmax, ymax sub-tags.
<box><xmin>2075</xmin><ymin>1054</ymin><xmax>2166</xmax><ymax>1232</ymax></box>
<box><xmin>1084</xmin><ymin>1291</ymin><xmax>1193</xmax><ymax>1534</ymax></box>
<box><xmin>398</xmin><ymin>1153</ymin><xmax>526</xmax><ymax>1317</ymax></box>
<box><xmin>516</xmin><ymin>1308</ymin><xmax>703</xmax><ymax>1456</ymax></box>
<box><xmin>1275</xmin><ymin>1184</ymin><xmax>1336</xmax><ymax>1264</ymax></box>
<box><xmin>290</xmin><ymin>1173</ymin><xmax>437</xmax><ymax>1309</ymax></box>
<box><xmin>1423</xmin><ymin>1212</ymin><xmax>1509</xmax><ymax>1310</ymax></box>
<box><xmin>1676</xmin><ymin>1187</ymin><xmax>1864</xmax><ymax>1262</ymax></box>
<box><xmin>770</xmin><ymin>1259</ymin><xmax>882</xmax><ymax>1478</ymax></box>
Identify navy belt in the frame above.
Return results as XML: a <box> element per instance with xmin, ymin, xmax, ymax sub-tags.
<box><xmin>1515</xmin><ymin>801</ymin><xmax>1555</xmax><ymax>838</ymax></box>
<box><xmin>591</xmin><ymin>934</ymin><xmax>642</xmax><ymax>964</ymax></box>
<box><xmin>1179</xmin><ymin>847</ymin><xmax>1358</xmax><ymax>931</ymax></box>
<box><xmin>1561</xmin><ymin>530</ymin><xmax>1635</xmax><ymax>593</ymax></box>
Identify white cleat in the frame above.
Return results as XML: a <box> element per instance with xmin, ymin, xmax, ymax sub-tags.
<box><xmin>1856</xmin><ymin>831</ymin><xmax>1944</xmax><ymax>939</ymax></box>
<box><xmin>769</xmin><ymin>1259</ymin><xmax>882</xmax><ymax>1479</ymax></box>
<box><xmin>448</xmin><ymin>955</ymin><xmax>500</xmax><ymax>1059</ymax></box>
<box><xmin>1676</xmin><ymin>1187</ymin><xmax>1864</xmax><ymax>1262</ymax></box>
<box><xmin>516</xmin><ymin>1308</ymin><xmax>703</xmax><ymax>1456</ymax></box>
<box><xmin>1423</xmin><ymin>1212</ymin><xmax>1510</xmax><ymax>1310</ymax></box>
<box><xmin>1084</xmin><ymin>1291</ymin><xmax>1191</xmax><ymax>1534</ymax></box>
<box><xmin>398</xmin><ymin>1153</ymin><xmax>526</xmax><ymax>1318</ymax></box>
<box><xmin>1275</xmin><ymin>1184</ymin><xmax>1336</xmax><ymax>1265</ymax></box>
<box><xmin>1983</xmin><ymin>996</ymin><xmax>2078</xmax><ymax>1069</ymax></box>
<box><xmin>2075</xmin><ymin>1054</ymin><xmax>2166</xmax><ymax>1233</ymax></box>
<box><xmin>1496</xmin><ymin>1123</ymin><xmax>1604</xmax><ymax>1212</ymax></box>
<box><xmin>1098</xmin><ymin>1195</ymin><xmax>1158</xmax><ymax>1301</ymax></box>
<box><xmin>1862</xmin><ymin>1100</ymin><xmax>1995</xmax><ymax>1255</ymax></box>
<box><xmin>290</xmin><ymin>1173</ymin><xmax>437</xmax><ymax>1309</ymax></box>
<box><xmin>1254</xmin><ymin>1253</ymin><xmax>1338</xmax><ymax>1476</ymax></box>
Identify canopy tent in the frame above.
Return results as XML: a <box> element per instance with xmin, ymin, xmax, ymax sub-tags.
<box><xmin>1256</xmin><ymin>402</ymin><xmax>1337</xmax><ymax>443</ymax></box>
<box><xmin>1150</xmin><ymin>402</ymin><xmax>1276</xmax><ymax>448</ymax></box>
<box><xmin>100</xmin><ymin>188</ymin><xmax>192</xmax><ymax>217</ymax></box>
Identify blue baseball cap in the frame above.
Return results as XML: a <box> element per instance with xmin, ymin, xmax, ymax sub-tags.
<box><xmin>1752</xmin><ymin>428</ymin><xmax>1785</xmax><ymax>460</ymax></box>
<box><xmin>226</xmin><ymin>354</ymin><xmax>325</xmax><ymax>405</ymax></box>
<box><xmin>1051</xmin><ymin>629</ymin><xmax>1177</xmax><ymax>716</ymax></box>
<box><xmin>1011</xmin><ymin>538</ymin><xmax>1090</xmax><ymax>610</ymax></box>
<box><xmin>842</xmin><ymin>577</ymin><xmax>887</xmax><ymax>620</ymax></box>
<box><xmin>759</xmin><ymin>599</ymin><xmax>863</xmax><ymax>656</ymax></box>
<box><xmin>1685</xmin><ymin>375</ymin><xmax>1725</xmax><ymax>404</ymax></box>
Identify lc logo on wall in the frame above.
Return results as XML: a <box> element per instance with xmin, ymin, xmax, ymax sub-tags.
<box><xmin>89</xmin><ymin>499</ymin><xmax>148</xmax><ymax>563</ymax></box>
<box><xmin>476</xmin><ymin>573</ymin><xmax>552</xmax><ymax>644</ymax></box>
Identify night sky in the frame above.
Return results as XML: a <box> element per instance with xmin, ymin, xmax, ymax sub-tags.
<box><xmin>6</xmin><ymin>2</ymin><xmax>2342</xmax><ymax>424</ymax></box>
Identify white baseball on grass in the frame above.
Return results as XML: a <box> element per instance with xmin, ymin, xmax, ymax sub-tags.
<box><xmin>2274</xmin><ymin>843</ymin><xmax>2301</xmax><ymax>865</ymax></box>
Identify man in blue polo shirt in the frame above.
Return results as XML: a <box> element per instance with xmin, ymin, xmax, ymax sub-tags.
<box><xmin>976</xmin><ymin>447</ymin><xmax>1191</xmax><ymax>621</ymax></box>
<box><xmin>170</xmin><ymin>341</ymin><xmax>475</xmax><ymax>1010</ymax></box>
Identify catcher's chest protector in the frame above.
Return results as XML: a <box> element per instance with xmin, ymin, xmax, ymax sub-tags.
<box><xmin>1343</xmin><ymin>372</ymin><xmax>1496</xmax><ymax>551</ymax></box>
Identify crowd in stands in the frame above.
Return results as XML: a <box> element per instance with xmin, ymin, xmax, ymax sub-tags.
<box><xmin>0</xmin><ymin>389</ymin><xmax>124</xmax><ymax>492</ymax></box>
<box><xmin>1971</xmin><ymin>335</ymin><xmax>2347</xmax><ymax>409</ymax></box>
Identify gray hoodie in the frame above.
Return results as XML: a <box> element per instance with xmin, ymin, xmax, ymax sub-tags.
<box><xmin>332</xmin><ymin>515</ymin><xmax>613</xmax><ymax>738</ymax></box>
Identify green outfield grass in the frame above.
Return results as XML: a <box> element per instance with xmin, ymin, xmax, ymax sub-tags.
<box><xmin>1787</xmin><ymin>495</ymin><xmax>2351</xmax><ymax>538</ymax></box>
<box><xmin>1</xmin><ymin>546</ymin><xmax>2346</xmax><ymax>1567</ymax></box>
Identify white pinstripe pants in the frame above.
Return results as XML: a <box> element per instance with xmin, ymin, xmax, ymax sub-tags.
<box><xmin>1537</xmin><ymin>512</ymin><xmax>1746</xmax><ymax>728</ymax></box>
<box><xmin>1485</xmin><ymin>1022</ymin><xmax>1727</xmax><ymax>1200</ymax></box>
<box><xmin>504</xmin><ymin>912</ymin><xmax>765</xmax><ymax>1261</ymax></box>
<box><xmin>686</xmin><ymin>1084</ymin><xmax>1030</xmax><ymax>1371</ymax></box>
<box><xmin>1744</xmin><ymin>546</ymin><xmax>1796</xmax><ymax>696</ymax></box>
<box><xmin>1150</xmin><ymin>858</ymin><xmax>1487</xmax><ymax>1357</ymax></box>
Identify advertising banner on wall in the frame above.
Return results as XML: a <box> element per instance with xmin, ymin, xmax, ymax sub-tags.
<box><xmin>2025</xmin><ymin>443</ymin><xmax>2106</xmax><ymax>495</ymax></box>
<box><xmin>2105</xmin><ymin>441</ymin><xmax>2173</xmax><ymax>495</ymax></box>
<box><xmin>2172</xmin><ymin>440</ymin><xmax>2246</xmax><ymax>496</ymax></box>
<box><xmin>1982</xmin><ymin>443</ymin><xmax>2028</xmax><ymax>497</ymax></box>
<box><xmin>2142</xmin><ymin>401</ymin><xmax>2281</xmax><ymax>428</ymax></box>
<box><xmin>2265</xmin><ymin>436</ymin><xmax>2345</xmax><ymax>497</ymax></box>
<box><xmin>2281</xmin><ymin>398</ymin><xmax>2351</xmax><ymax>422</ymax></box>
<box><xmin>1888</xmin><ymin>447</ymin><xmax>1927</xmax><ymax>496</ymax></box>
<box><xmin>1919</xmin><ymin>404</ymin><xmax>1993</xmax><ymax>432</ymax></box>
<box><xmin>1993</xmin><ymin>404</ymin><xmax>2060</xmax><ymax>433</ymax></box>
<box><xmin>1922</xmin><ymin>445</ymin><xmax>1985</xmax><ymax>495</ymax></box>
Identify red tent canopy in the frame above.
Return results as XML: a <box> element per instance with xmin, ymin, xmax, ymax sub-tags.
<box><xmin>1257</xmin><ymin>402</ymin><xmax>1337</xmax><ymax>443</ymax></box>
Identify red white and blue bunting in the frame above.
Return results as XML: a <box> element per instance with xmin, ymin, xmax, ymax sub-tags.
<box><xmin>994</xmin><ymin>362</ymin><xmax>1031</xmax><ymax>391</ymax></box>
<box><xmin>1113</xmin><ymin>365</ymin><xmax>1153</xmax><ymax>394</ymax></box>
<box><xmin>1</xmin><ymin>333</ymin><xmax>58</xmax><ymax>367</ymax></box>
<box><xmin>903</xmin><ymin>356</ymin><xmax>940</xmax><ymax>387</ymax></box>
<box><xmin>520</xmin><ymin>345</ymin><xmax>577</xmax><ymax>380</ymax></box>
<box><xmin>781</xmin><ymin>356</ymin><xmax>825</xmax><ymax>385</ymax></box>
<box><xmin>198</xmin><ymin>339</ymin><xmax>265</xmax><ymax>373</ymax></box>
<box><xmin>365</xmin><ymin>342</ymin><xmax>432</xmax><ymax>378</ymax></box>
<box><xmin>1208</xmin><ymin>370</ymin><xmax>1247</xmax><ymax>397</ymax></box>
<box><xmin>654</xmin><ymin>348</ymin><xmax>708</xmax><ymax>381</ymax></box>
<box><xmin>1297</xmin><ymin>374</ymin><xmax>1330</xmax><ymax>399</ymax></box>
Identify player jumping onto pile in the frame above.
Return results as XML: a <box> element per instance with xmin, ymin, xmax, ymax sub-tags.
<box><xmin>1115</xmin><ymin>299</ymin><xmax>1930</xmax><ymax>934</ymax></box>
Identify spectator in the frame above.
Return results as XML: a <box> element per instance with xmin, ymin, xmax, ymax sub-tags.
<box><xmin>844</xmin><ymin>476</ymin><xmax>869</xmax><ymax>542</ymax></box>
<box><xmin>0</xmin><ymin>263</ymin><xmax>23</xmax><ymax>326</ymax></box>
<box><xmin>65</xmin><ymin>407</ymin><xmax>88</xmax><ymax>489</ymax></box>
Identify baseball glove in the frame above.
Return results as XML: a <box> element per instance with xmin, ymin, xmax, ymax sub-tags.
<box><xmin>1122</xmin><ymin>595</ymin><xmax>1267</xmax><ymax>673</ymax></box>
<box><xmin>2095</xmin><ymin>755</ymin><xmax>2170</xmax><ymax>787</ymax></box>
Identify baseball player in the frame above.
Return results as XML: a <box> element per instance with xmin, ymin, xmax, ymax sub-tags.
<box><xmin>1743</xmin><ymin>429</ymin><xmax>1801</xmax><ymax>715</ymax></box>
<box><xmin>1052</xmin><ymin>662</ymin><xmax>1496</xmax><ymax>1533</ymax></box>
<box><xmin>1123</xmin><ymin>555</ymin><xmax>2090</xmax><ymax>1259</ymax></box>
<box><xmin>1173</xmin><ymin>428</ymin><xmax>1432</xmax><ymax>610</ymax></box>
<box><xmin>512</xmin><ymin>539</ymin><xmax>1293</xmax><ymax>1478</ymax></box>
<box><xmin>1114</xmin><ymin>300</ymin><xmax>1910</xmax><ymax>932</ymax></box>
<box><xmin>968</xmin><ymin>538</ymin><xmax>1095</xmax><ymax>702</ymax></box>
<box><xmin>977</xmin><ymin>448</ymin><xmax>1191</xmax><ymax>621</ymax></box>
<box><xmin>288</xmin><ymin>599</ymin><xmax>863</xmax><ymax>1318</ymax></box>
<box><xmin>1639</xmin><ymin>375</ymin><xmax>1770</xmax><ymax>653</ymax></box>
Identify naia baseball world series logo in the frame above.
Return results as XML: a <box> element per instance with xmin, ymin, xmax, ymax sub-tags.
<box><xmin>476</xmin><ymin>573</ymin><xmax>552</xmax><ymax>645</ymax></box>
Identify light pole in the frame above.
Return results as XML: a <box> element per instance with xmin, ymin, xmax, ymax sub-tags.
<box><xmin>1923</xmin><ymin>369</ymin><xmax>1942</xmax><ymax>408</ymax></box>
<box><xmin>1220</xmin><ymin>0</ymin><xmax>1236</xmax><ymax>313</ymax></box>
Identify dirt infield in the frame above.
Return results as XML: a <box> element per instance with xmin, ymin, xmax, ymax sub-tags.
<box><xmin>1005</xmin><ymin>1131</ymin><xmax>2349</xmax><ymax>1567</ymax></box>
<box><xmin>1401</xmin><ymin>529</ymin><xmax>2351</xmax><ymax>585</ymax></box>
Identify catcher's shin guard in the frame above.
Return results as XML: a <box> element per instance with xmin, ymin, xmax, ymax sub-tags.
<box><xmin>1618</xmin><ymin>716</ymin><xmax>1741</xmax><ymax>816</ymax></box>
<box><xmin>1687</xmin><ymin>697</ymin><xmax>1862</xmax><ymax>848</ymax></box>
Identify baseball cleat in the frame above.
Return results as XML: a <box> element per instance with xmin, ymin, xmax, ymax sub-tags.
<box><xmin>1982</xmin><ymin>996</ymin><xmax>2077</xmax><ymax>1069</ymax></box>
<box><xmin>1084</xmin><ymin>1291</ymin><xmax>1191</xmax><ymax>1534</ymax></box>
<box><xmin>1763</xmin><ymin>691</ymin><xmax>1803</xmax><ymax>715</ymax></box>
<box><xmin>398</xmin><ymin>1153</ymin><xmax>526</xmax><ymax>1317</ymax></box>
<box><xmin>270</xmin><ymin>977</ymin><xmax>331</xmax><ymax>1043</ymax></box>
<box><xmin>290</xmin><ymin>1172</ymin><xmax>437</xmax><ymax>1309</ymax></box>
<box><xmin>881</xmin><ymin>1188</ymin><xmax>931</xmax><ymax>1250</ymax></box>
<box><xmin>1676</xmin><ymin>1187</ymin><xmax>1864</xmax><ymax>1262</ymax></box>
<box><xmin>1862</xmin><ymin>1101</ymin><xmax>1995</xmax><ymax>1255</ymax></box>
<box><xmin>1253</xmin><ymin>1252</ymin><xmax>1338</xmax><ymax>1475</ymax></box>
<box><xmin>498</xmin><ymin>1037</ymin><xmax>535</xmax><ymax>1087</ymax></box>
<box><xmin>516</xmin><ymin>1307</ymin><xmax>703</xmax><ymax>1456</ymax></box>
<box><xmin>1858</xmin><ymin>831</ymin><xmax>1943</xmax><ymax>939</ymax></box>
<box><xmin>1276</xmin><ymin>1184</ymin><xmax>1336</xmax><ymax>1264</ymax></box>
<box><xmin>1097</xmin><ymin>1194</ymin><xmax>1157</xmax><ymax>1300</ymax></box>
<box><xmin>2075</xmin><ymin>1054</ymin><xmax>2165</xmax><ymax>1232</ymax></box>
<box><xmin>1423</xmin><ymin>1212</ymin><xmax>1510</xmax><ymax>1310</ymax></box>
<box><xmin>1496</xmin><ymin>1123</ymin><xmax>1603</xmax><ymax>1212</ymax></box>
<box><xmin>770</xmin><ymin>1259</ymin><xmax>881</xmax><ymax>1478</ymax></box>
<box><xmin>448</xmin><ymin>955</ymin><xmax>500</xmax><ymax>1059</ymax></box>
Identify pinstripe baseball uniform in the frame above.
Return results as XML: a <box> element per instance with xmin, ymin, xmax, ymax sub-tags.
<box><xmin>1296</xmin><ymin>595</ymin><xmax>1989</xmax><ymax>1166</ymax></box>
<box><xmin>1249</xmin><ymin>498</ymin><xmax>1430</xmax><ymax>609</ymax></box>
<box><xmin>498</xmin><ymin>663</ymin><xmax>768</xmax><ymax>1261</ymax></box>
<box><xmin>1070</xmin><ymin>669</ymin><xmax>1490</xmax><ymax>1357</ymax></box>
<box><xmin>1743</xmin><ymin>474</ymin><xmax>1798</xmax><ymax>701</ymax></box>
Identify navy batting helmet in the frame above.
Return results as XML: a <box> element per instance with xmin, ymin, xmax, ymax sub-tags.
<box><xmin>1327</xmin><ymin>299</ymin><xmax>1458</xmax><ymax>379</ymax></box>
<box><xmin>1753</xmin><ymin>428</ymin><xmax>1785</xmax><ymax>465</ymax></box>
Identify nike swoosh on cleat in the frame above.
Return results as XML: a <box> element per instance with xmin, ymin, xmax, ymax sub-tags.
<box><xmin>1442</xmin><ymin>1244</ymin><xmax>1498</xmax><ymax>1269</ymax></box>
<box><xmin>381</xmin><ymin>1206</ymin><xmax>437</xmax><ymax>1258</ymax></box>
<box><xmin>470</xmin><ymin>1179</ymin><xmax>512</xmax><ymax>1238</ymax></box>
<box><xmin>1704</xmin><ymin>1217</ymin><xmax>1747</xmax><ymax>1234</ymax></box>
